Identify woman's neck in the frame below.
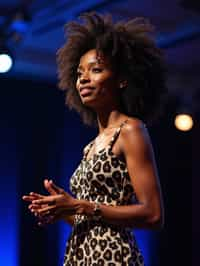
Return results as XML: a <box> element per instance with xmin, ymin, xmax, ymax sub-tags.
<box><xmin>96</xmin><ymin>108</ymin><xmax>126</xmax><ymax>134</ymax></box>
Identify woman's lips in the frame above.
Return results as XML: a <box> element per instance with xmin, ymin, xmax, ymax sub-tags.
<box><xmin>80</xmin><ymin>87</ymin><xmax>94</xmax><ymax>96</ymax></box>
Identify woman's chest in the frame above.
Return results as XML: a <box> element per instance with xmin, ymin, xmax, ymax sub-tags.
<box><xmin>69</xmin><ymin>148</ymin><xmax>131</xmax><ymax>198</ymax></box>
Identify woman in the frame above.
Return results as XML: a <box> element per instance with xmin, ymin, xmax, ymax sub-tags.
<box><xmin>23</xmin><ymin>12</ymin><xmax>166</xmax><ymax>266</ymax></box>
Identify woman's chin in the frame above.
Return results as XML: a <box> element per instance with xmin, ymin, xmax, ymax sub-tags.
<box><xmin>81</xmin><ymin>96</ymin><xmax>97</xmax><ymax>107</ymax></box>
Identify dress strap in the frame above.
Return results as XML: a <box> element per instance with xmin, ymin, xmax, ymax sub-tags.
<box><xmin>83</xmin><ymin>119</ymin><xmax>128</xmax><ymax>160</ymax></box>
<box><xmin>108</xmin><ymin>119</ymin><xmax>129</xmax><ymax>150</ymax></box>
<box><xmin>83</xmin><ymin>140</ymin><xmax>94</xmax><ymax>160</ymax></box>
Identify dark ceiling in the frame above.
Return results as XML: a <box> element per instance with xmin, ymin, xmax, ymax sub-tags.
<box><xmin>0</xmin><ymin>0</ymin><xmax>200</xmax><ymax>110</ymax></box>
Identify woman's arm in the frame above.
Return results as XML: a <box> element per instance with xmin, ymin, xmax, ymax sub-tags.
<box><xmin>80</xmin><ymin>119</ymin><xmax>164</xmax><ymax>229</ymax></box>
<box><xmin>26</xmin><ymin>121</ymin><xmax>164</xmax><ymax>230</ymax></box>
<box><xmin>63</xmin><ymin>215</ymin><xmax>75</xmax><ymax>226</ymax></box>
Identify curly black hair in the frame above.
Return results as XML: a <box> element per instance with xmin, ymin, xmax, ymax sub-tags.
<box><xmin>57</xmin><ymin>12</ymin><xmax>167</xmax><ymax>126</ymax></box>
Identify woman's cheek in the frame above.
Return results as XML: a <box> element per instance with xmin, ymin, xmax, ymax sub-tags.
<box><xmin>97</xmin><ymin>80</ymin><xmax>109</xmax><ymax>94</ymax></box>
<box><xmin>75</xmin><ymin>81</ymin><xmax>79</xmax><ymax>91</ymax></box>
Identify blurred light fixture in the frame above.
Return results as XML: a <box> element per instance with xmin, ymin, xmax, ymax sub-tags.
<box><xmin>0</xmin><ymin>47</ymin><xmax>13</xmax><ymax>73</ymax></box>
<box><xmin>174</xmin><ymin>113</ymin><xmax>194</xmax><ymax>131</ymax></box>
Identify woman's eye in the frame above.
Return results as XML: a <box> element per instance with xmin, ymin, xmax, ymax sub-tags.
<box><xmin>77</xmin><ymin>72</ymin><xmax>82</xmax><ymax>77</ymax></box>
<box><xmin>92</xmin><ymin>68</ymin><xmax>102</xmax><ymax>73</ymax></box>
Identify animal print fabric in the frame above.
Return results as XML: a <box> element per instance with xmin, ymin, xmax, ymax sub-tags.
<box><xmin>64</xmin><ymin>120</ymin><xmax>145</xmax><ymax>265</ymax></box>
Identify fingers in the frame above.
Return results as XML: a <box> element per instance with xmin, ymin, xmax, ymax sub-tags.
<box><xmin>22</xmin><ymin>195</ymin><xmax>33</xmax><ymax>202</ymax></box>
<box><xmin>23</xmin><ymin>179</ymin><xmax>64</xmax><ymax>204</ymax></box>
<box><xmin>31</xmin><ymin>206</ymin><xmax>69</xmax><ymax>226</ymax></box>
<box><xmin>32</xmin><ymin>196</ymin><xmax>57</xmax><ymax>206</ymax></box>
<box><xmin>22</xmin><ymin>179</ymin><xmax>68</xmax><ymax>227</ymax></box>
<box><xmin>29</xmin><ymin>203</ymin><xmax>48</xmax><ymax>212</ymax></box>
<box><xmin>29</xmin><ymin>203</ymin><xmax>56</xmax><ymax>218</ymax></box>
<box><xmin>44</xmin><ymin>179</ymin><xmax>57</xmax><ymax>195</ymax></box>
<box><xmin>22</xmin><ymin>195</ymin><xmax>39</xmax><ymax>202</ymax></box>
<box><xmin>22</xmin><ymin>192</ymin><xmax>44</xmax><ymax>202</ymax></box>
<box><xmin>48</xmin><ymin>180</ymin><xmax>64</xmax><ymax>194</ymax></box>
<box><xmin>35</xmin><ymin>205</ymin><xmax>56</xmax><ymax>217</ymax></box>
<box><xmin>29</xmin><ymin>192</ymin><xmax>43</xmax><ymax>199</ymax></box>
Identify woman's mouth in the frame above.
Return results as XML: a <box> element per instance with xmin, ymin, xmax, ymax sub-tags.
<box><xmin>80</xmin><ymin>87</ymin><xmax>94</xmax><ymax>97</ymax></box>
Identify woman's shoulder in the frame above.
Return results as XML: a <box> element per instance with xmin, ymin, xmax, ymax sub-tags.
<box><xmin>123</xmin><ymin>117</ymin><xmax>147</xmax><ymax>132</ymax></box>
<box><xmin>120</xmin><ymin>117</ymin><xmax>148</xmax><ymax>146</ymax></box>
<box><xmin>119</xmin><ymin>117</ymin><xmax>151</xmax><ymax>157</ymax></box>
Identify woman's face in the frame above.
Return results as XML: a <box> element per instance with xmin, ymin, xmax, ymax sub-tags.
<box><xmin>76</xmin><ymin>49</ymin><xmax>120</xmax><ymax>109</ymax></box>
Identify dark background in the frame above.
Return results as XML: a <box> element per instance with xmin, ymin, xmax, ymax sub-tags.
<box><xmin>0</xmin><ymin>0</ymin><xmax>198</xmax><ymax>265</ymax></box>
<box><xmin>0</xmin><ymin>76</ymin><xmax>193</xmax><ymax>266</ymax></box>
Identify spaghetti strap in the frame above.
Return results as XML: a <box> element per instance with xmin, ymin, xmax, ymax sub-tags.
<box><xmin>108</xmin><ymin>119</ymin><xmax>129</xmax><ymax>150</ymax></box>
<box><xmin>83</xmin><ymin>140</ymin><xmax>94</xmax><ymax>160</ymax></box>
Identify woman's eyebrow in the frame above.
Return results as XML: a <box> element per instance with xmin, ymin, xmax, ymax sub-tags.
<box><xmin>78</xmin><ymin>60</ymin><xmax>104</xmax><ymax>70</ymax></box>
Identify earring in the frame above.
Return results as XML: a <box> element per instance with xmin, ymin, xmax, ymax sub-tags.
<box><xmin>120</xmin><ymin>81</ymin><xmax>127</xmax><ymax>89</ymax></box>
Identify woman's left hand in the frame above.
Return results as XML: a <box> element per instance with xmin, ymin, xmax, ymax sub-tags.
<box><xmin>29</xmin><ymin>180</ymin><xmax>79</xmax><ymax>218</ymax></box>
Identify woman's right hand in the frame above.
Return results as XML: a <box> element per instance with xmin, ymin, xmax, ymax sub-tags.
<box><xmin>22</xmin><ymin>179</ymin><xmax>74</xmax><ymax>226</ymax></box>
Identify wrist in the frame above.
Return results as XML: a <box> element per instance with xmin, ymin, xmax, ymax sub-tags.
<box><xmin>78</xmin><ymin>200</ymin><xmax>104</xmax><ymax>222</ymax></box>
<box><xmin>75</xmin><ymin>199</ymin><xmax>94</xmax><ymax>217</ymax></box>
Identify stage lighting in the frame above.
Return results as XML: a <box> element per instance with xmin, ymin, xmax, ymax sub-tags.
<box><xmin>0</xmin><ymin>49</ymin><xmax>13</xmax><ymax>73</ymax></box>
<box><xmin>174</xmin><ymin>113</ymin><xmax>194</xmax><ymax>131</ymax></box>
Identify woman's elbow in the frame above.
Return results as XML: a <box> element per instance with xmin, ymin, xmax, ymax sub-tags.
<box><xmin>148</xmin><ymin>209</ymin><xmax>165</xmax><ymax>230</ymax></box>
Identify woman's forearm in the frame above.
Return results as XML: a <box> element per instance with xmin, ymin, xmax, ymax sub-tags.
<box><xmin>63</xmin><ymin>214</ymin><xmax>75</xmax><ymax>226</ymax></box>
<box><xmin>80</xmin><ymin>200</ymin><xmax>163</xmax><ymax>229</ymax></box>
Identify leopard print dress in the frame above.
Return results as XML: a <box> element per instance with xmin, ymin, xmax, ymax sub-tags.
<box><xmin>64</xmin><ymin>120</ymin><xmax>145</xmax><ymax>266</ymax></box>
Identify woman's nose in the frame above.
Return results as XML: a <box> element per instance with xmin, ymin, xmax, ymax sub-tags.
<box><xmin>79</xmin><ymin>72</ymin><xmax>90</xmax><ymax>84</ymax></box>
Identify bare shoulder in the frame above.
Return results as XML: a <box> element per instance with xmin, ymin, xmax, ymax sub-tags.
<box><xmin>122</xmin><ymin>117</ymin><xmax>147</xmax><ymax>136</ymax></box>
<box><xmin>119</xmin><ymin>117</ymin><xmax>151</xmax><ymax>154</ymax></box>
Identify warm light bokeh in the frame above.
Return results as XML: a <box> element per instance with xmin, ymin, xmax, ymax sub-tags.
<box><xmin>175</xmin><ymin>113</ymin><xmax>194</xmax><ymax>131</ymax></box>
